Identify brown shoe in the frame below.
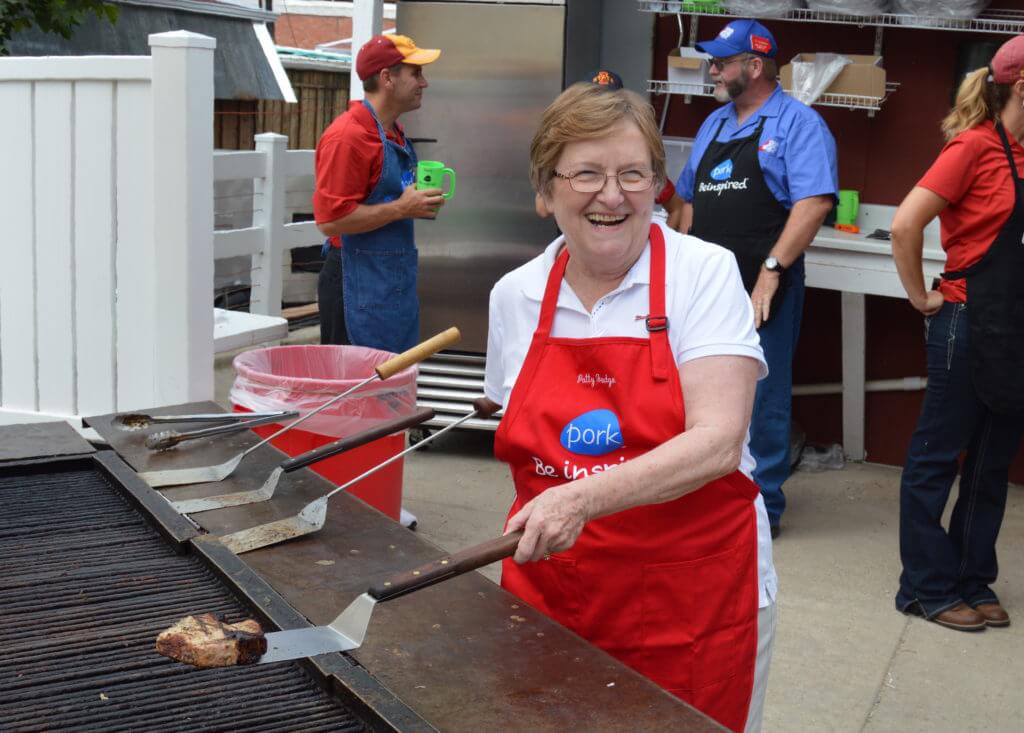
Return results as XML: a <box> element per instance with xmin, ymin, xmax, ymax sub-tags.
<box><xmin>973</xmin><ymin>602</ymin><xmax>1010</xmax><ymax>628</ymax></box>
<box><xmin>929</xmin><ymin>603</ymin><xmax>987</xmax><ymax>632</ymax></box>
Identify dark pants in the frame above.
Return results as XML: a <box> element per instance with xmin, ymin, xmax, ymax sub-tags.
<box><xmin>896</xmin><ymin>302</ymin><xmax>1024</xmax><ymax>617</ymax></box>
<box><xmin>317</xmin><ymin>245</ymin><xmax>349</xmax><ymax>345</ymax></box>
<box><xmin>750</xmin><ymin>257</ymin><xmax>805</xmax><ymax>526</ymax></box>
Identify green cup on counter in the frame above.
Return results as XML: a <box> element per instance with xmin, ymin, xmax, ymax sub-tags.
<box><xmin>416</xmin><ymin>160</ymin><xmax>456</xmax><ymax>200</ymax></box>
<box><xmin>836</xmin><ymin>189</ymin><xmax>859</xmax><ymax>226</ymax></box>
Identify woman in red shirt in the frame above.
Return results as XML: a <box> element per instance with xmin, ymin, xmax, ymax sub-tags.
<box><xmin>891</xmin><ymin>35</ymin><xmax>1024</xmax><ymax>633</ymax></box>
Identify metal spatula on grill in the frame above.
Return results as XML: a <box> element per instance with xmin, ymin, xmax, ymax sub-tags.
<box><xmin>161</xmin><ymin>528</ymin><xmax>520</xmax><ymax>667</ymax></box>
<box><xmin>168</xmin><ymin>407</ymin><xmax>435</xmax><ymax>514</ymax></box>
<box><xmin>216</xmin><ymin>398</ymin><xmax>500</xmax><ymax>553</ymax></box>
<box><xmin>259</xmin><ymin>530</ymin><xmax>522</xmax><ymax>664</ymax></box>
<box><xmin>137</xmin><ymin>328</ymin><xmax>460</xmax><ymax>488</ymax></box>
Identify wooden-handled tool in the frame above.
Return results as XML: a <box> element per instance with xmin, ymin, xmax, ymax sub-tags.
<box><xmin>157</xmin><ymin>531</ymin><xmax>525</xmax><ymax>668</ymax></box>
<box><xmin>138</xmin><ymin>328</ymin><xmax>461</xmax><ymax>488</ymax></box>
<box><xmin>368</xmin><ymin>530</ymin><xmax>522</xmax><ymax>602</ymax></box>
<box><xmin>217</xmin><ymin>397</ymin><xmax>501</xmax><ymax>554</ymax></box>
<box><xmin>168</xmin><ymin>408</ymin><xmax>435</xmax><ymax>514</ymax></box>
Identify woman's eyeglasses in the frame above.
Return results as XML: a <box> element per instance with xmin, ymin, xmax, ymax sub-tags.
<box><xmin>709</xmin><ymin>55</ymin><xmax>753</xmax><ymax>72</ymax></box>
<box><xmin>551</xmin><ymin>169</ymin><xmax>655</xmax><ymax>193</ymax></box>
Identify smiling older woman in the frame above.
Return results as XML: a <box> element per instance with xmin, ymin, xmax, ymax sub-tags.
<box><xmin>480</xmin><ymin>84</ymin><xmax>778</xmax><ymax>732</ymax></box>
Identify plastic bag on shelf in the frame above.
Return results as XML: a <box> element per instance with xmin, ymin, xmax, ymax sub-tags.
<box><xmin>806</xmin><ymin>0</ymin><xmax>892</xmax><ymax>15</ymax></box>
<box><xmin>230</xmin><ymin>344</ymin><xmax>418</xmax><ymax>438</ymax></box>
<box><xmin>892</xmin><ymin>0</ymin><xmax>987</xmax><ymax>25</ymax></box>
<box><xmin>891</xmin><ymin>0</ymin><xmax>989</xmax><ymax>19</ymax></box>
<box><xmin>723</xmin><ymin>0</ymin><xmax>806</xmax><ymax>16</ymax></box>
<box><xmin>796</xmin><ymin>443</ymin><xmax>846</xmax><ymax>472</ymax></box>
<box><xmin>789</xmin><ymin>53</ymin><xmax>852</xmax><ymax>104</ymax></box>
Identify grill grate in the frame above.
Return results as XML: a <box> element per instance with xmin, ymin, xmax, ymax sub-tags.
<box><xmin>0</xmin><ymin>466</ymin><xmax>367</xmax><ymax>733</ymax></box>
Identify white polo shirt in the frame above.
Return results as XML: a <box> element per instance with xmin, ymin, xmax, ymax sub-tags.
<box><xmin>484</xmin><ymin>221</ymin><xmax>777</xmax><ymax>606</ymax></box>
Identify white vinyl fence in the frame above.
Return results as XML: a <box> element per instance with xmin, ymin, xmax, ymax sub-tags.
<box><xmin>213</xmin><ymin>137</ymin><xmax>322</xmax><ymax>316</ymax></box>
<box><xmin>0</xmin><ymin>32</ymin><xmax>216</xmax><ymax>426</ymax></box>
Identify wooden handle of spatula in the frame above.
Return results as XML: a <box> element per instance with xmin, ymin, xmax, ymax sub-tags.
<box><xmin>279</xmin><ymin>408</ymin><xmax>434</xmax><ymax>473</ymax></box>
<box><xmin>369</xmin><ymin>530</ymin><xmax>524</xmax><ymax>602</ymax></box>
<box><xmin>375</xmin><ymin>327</ymin><xmax>461</xmax><ymax>379</ymax></box>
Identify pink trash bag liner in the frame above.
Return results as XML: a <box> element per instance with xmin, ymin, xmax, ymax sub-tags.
<box><xmin>230</xmin><ymin>345</ymin><xmax>418</xmax><ymax>438</ymax></box>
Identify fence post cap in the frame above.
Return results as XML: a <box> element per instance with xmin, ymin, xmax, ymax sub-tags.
<box><xmin>149</xmin><ymin>31</ymin><xmax>217</xmax><ymax>50</ymax></box>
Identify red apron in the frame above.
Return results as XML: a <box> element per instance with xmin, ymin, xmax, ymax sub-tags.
<box><xmin>495</xmin><ymin>224</ymin><xmax>760</xmax><ymax>732</ymax></box>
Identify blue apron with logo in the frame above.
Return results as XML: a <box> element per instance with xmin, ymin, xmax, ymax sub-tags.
<box><xmin>340</xmin><ymin>100</ymin><xmax>419</xmax><ymax>353</ymax></box>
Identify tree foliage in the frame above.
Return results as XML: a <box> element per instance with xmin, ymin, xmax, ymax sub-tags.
<box><xmin>1</xmin><ymin>0</ymin><xmax>119</xmax><ymax>55</ymax></box>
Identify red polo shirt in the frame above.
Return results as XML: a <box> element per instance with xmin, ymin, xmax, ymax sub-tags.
<box><xmin>313</xmin><ymin>101</ymin><xmax>407</xmax><ymax>248</ymax></box>
<box><xmin>918</xmin><ymin>120</ymin><xmax>1024</xmax><ymax>302</ymax></box>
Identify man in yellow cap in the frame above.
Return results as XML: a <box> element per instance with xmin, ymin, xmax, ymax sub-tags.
<box><xmin>314</xmin><ymin>34</ymin><xmax>443</xmax><ymax>351</ymax></box>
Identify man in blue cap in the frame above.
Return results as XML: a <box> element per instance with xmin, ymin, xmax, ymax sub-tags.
<box><xmin>676</xmin><ymin>19</ymin><xmax>838</xmax><ymax>538</ymax></box>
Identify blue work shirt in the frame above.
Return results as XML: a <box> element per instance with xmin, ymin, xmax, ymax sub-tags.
<box><xmin>677</xmin><ymin>85</ymin><xmax>839</xmax><ymax>209</ymax></box>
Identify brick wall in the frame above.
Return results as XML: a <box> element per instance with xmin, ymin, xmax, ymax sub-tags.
<box><xmin>274</xmin><ymin>13</ymin><xmax>395</xmax><ymax>50</ymax></box>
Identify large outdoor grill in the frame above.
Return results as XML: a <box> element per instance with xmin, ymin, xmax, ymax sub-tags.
<box><xmin>0</xmin><ymin>457</ymin><xmax>395</xmax><ymax>731</ymax></box>
<box><xmin>1</xmin><ymin>416</ymin><xmax>720</xmax><ymax>732</ymax></box>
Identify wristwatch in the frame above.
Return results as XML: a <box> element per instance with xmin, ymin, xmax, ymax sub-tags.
<box><xmin>763</xmin><ymin>256</ymin><xmax>785</xmax><ymax>273</ymax></box>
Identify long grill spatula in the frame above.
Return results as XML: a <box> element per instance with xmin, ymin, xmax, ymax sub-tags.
<box><xmin>262</xmin><ymin>530</ymin><xmax>523</xmax><ymax>664</ymax></box>
<box><xmin>168</xmin><ymin>407</ymin><xmax>435</xmax><ymax>514</ymax></box>
<box><xmin>137</xmin><ymin>327</ymin><xmax>460</xmax><ymax>488</ymax></box>
<box><xmin>217</xmin><ymin>398</ymin><xmax>499</xmax><ymax>554</ymax></box>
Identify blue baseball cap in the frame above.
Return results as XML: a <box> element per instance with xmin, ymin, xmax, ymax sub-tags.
<box><xmin>695</xmin><ymin>19</ymin><xmax>777</xmax><ymax>59</ymax></box>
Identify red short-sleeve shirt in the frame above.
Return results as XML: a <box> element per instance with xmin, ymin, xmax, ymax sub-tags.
<box><xmin>917</xmin><ymin>120</ymin><xmax>1024</xmax><ymax>302</ymax></box>
<box><xmin>313</xmin><ymin>101</ymin><xmax>407</xmax><ymax>248</ymax></box>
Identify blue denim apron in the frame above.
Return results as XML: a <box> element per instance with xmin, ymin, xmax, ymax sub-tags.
<box><xmin>339</xmin><ymin>100</ymin><xmax>419</xmax><ymax>353</ymax></box>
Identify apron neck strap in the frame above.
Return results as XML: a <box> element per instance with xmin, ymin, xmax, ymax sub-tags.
<box><xmin>535</xmin><ymin>225</ymin><xmax>673</xmax><ymax>381</ymax></box>
<box><xmin>536</xmin><ymin>244</ymin><xmax>569</xmax><ymax>338</ymax></box>
<box><xmin>712</xmin><ymin>116</ymin><xmax>728</xmax><ymax>141</ymax></box>
<box><xmin>713</xmin><ymin>114</ymin><xmax>768</xmax><ymax>143</ymax></box>
<box><xmin>646</xmin><ymin>223</ymin><xmax>672</xmax><ymax>382</ymax></box>
<box><xmin>996</xmin><ymin>121</ymin><xmax>1021</xmax><ymax>185</ymax></box>
<box><xmin>361</xmin><ymin>99</ymin><xmax>411</xmax><ymax>155</ymax></box>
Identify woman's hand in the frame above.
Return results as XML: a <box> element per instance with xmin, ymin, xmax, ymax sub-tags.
<box><xmin>506</xmin><ymin>485</ymin><xmax>591</xmax><ymax>564</ymax></box>
<box><xmin>912</xmin><ymin>289</ymin><xmax>944</xmax><ymax>316</ymax></box>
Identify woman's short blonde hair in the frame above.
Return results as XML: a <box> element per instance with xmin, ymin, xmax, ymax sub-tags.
<box><xmin>529</xmin><ymin>83</ymin><xmax>666</xmax><ymax>195</ymax></box>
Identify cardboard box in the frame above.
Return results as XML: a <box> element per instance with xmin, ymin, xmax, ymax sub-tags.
<box><xmin>666</xmin><ymin>47</ymin><xmax>711</xmax><ymax>94</ymax></box>
<box><xmin>780</xmin><ymin>53</ymin><xmax>886</xmax><ymax>99</ymax></box>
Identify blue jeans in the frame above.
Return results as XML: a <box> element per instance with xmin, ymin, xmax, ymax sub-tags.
<box><xmin>750</xmin><ymin>258</ymin><xmax>805</xmax><ymax>526</ymax></box>
<box><xmin>896</xmin><ymin>302</ymin><xmax>1024</xmax><ymax>618</ymax></box>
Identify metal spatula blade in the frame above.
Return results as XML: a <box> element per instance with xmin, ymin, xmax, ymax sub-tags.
<box><xmin>254</xmin><ymin>532</ymin><xmax>522</xmax><ymax>665</ymax></box>
<box><xmin>169</xmin><ymin>467</ymin><xmax>282</xmax><ymax>514</ymax></box>
<box><xmin>216</xmin><ymin>400</ymin><xmax>498</xmax><ymax>554</ymax></box>
<box><xmin>219</xmin><ymin>497</ymin><xmax>329</xmax><ymax>554</ymax></box>
<box><xmin>169</xmin><ymin>408</ymin><xmax>435</xmax><ymax>515</ymax></box>
<box><xmin>258</xmin><ymin>593</ymin><xmax>376</xmax><ymax>664</ymax></box>
<box><xmin>140</xmin><ymin>454</ymin><xmax>244</xmax><ymax>488</ymax></box>
<box><xmin>136</xmin><ymin>328</ymin><xmax>460</xmax><ymax>489</ymax></box>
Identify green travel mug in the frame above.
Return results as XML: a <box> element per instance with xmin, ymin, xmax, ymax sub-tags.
<box><xmin>416</xmin><ymin>160</ymin><xmax>456</xmax><ymax>200</ymax></box>
<box><xmin>836</xmin><ymin>190</ymin><xmax>859</xmax><ymax>226</ymax></box>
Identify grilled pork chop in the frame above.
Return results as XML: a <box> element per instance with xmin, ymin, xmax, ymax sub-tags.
<box><xmin>156</xmin><ymin>613</ymin><xmax>267</xmax><ymax>667</ymax></box>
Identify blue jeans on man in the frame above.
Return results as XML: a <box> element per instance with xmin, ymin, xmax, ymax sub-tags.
<box><xmin>896</xmin><ymin>301</ymin><xmax>1024</xmax><ymax>617</ymax></box>
<box><xmin>751</xmin><ymin>257</ymin><xmax>806</xmax><ymax>529</ymax></box>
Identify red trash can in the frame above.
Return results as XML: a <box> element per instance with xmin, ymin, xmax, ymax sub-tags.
<box><xmin>230</xmin><ymin>345</ymin><xmax>418</xmax><ymax>521</ymax></box>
